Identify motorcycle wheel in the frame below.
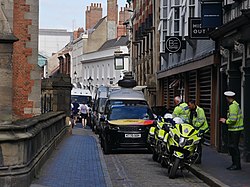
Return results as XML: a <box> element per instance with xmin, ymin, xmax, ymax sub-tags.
<box><xmin>152</xmin><ymin>151</ymin><xmax>158</xmax><ymax>161</ymax></box>
<box><xmin>160</xmin><ymin>158</ymin><xmax>168</xmax><ymax>168</ymax></box>
<box><xmin>169</xmin><ymin>157</ymin><xmax>180</xmax><ymax>179</ymax></box>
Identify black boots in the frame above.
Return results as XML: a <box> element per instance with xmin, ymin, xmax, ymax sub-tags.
<box><xmin>226</xmin><ymin>165</ymin><xmax>241</xmax><ymax>170</ymax></box>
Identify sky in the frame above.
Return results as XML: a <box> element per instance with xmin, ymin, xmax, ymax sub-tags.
<box><xmin>39</xmin><ymin>0</ymin><xmax>126</xmax><ymax>31</ymax></box>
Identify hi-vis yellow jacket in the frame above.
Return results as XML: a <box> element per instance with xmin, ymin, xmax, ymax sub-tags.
<box><xmin>226</xmin><ymin>100</ymin><xmax>244</xmax><ymax>131</ymax></box>
<box><xmin>172</xmin><ymin>102</ymin><xmax>189</xmax><ymax>123</ymax></box>
<box><xmin>188</xmin><ymin>106</ymin><xmax>209</xmax><ymax>133</ymax></box>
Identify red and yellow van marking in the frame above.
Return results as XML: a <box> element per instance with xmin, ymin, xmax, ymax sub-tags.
<box><xmin>108</xmin><ymin>119</ymin><xmax>154</xmax><ymax>126</ymax></box>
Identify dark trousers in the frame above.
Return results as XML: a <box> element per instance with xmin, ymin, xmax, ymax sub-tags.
<box><xmin>228</xmin><ymin>131</ymin><xmax>242</xmax><ymax>167</ymax></box>
<box><xmin>197</xmin><ymin>139</ymin><xmax>203</xmax><ymax>162</ymax></box>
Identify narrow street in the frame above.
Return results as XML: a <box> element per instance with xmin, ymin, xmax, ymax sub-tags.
<box><xmin>31</xmin><ymin>125</ymin><xmax>208</xmax><ymax>187</ymax></box>
<box><xmin>104</xmin><ymin>151</ymin><xmax>208</xmax><ymax>187</ymax></box>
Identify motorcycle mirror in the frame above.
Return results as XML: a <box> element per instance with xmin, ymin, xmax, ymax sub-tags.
<box><xmin>153</xmin><ymin>114</ymin><xmax>158</xmax><ymax>120</ymax></box>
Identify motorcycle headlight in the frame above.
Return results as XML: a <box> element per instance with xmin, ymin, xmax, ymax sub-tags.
<box><xmin>179</xmin><ymin>137</ymin><xmax>186</xmax><ymax>147</ymax></box>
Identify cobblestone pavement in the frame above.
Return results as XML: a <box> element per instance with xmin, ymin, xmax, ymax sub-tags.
<box><xmin>31</xmin><ymin>124</ymin><xmax>208</xmax><ymax>187</ymax></box>
<box><xmin>103</xmin><ymin>151</ymin><xmax>208</xmax><ymax>187</ymax></box>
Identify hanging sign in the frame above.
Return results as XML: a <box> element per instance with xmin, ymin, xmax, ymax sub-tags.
<box><xmin>201</xmin><ymin>1</ymin><xmax>222</xmax><ymax>28</ymax></box>
<box><xmin>188</xmin><ymin>17</ymin><xmax>210</xmax><ymax>39</ymax></box>
<box><xmin>165</xmin><ymin>36</ymin><xmax>183</xmax><ymax>53</ymax></box>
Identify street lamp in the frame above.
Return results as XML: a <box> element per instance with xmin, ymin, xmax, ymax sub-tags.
<box><xmin>74</xmin><ymin>71</ymin><xmax>77</xmax><ymax>83</ymax></box>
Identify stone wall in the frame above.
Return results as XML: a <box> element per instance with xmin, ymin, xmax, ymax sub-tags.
<box><xmin>0</xmin><ymin>112</ymin><xmax>68</xmax><ymax>187</ymax></box>
<box><xmin>0</xmin><ymin>1</ymin><xmax>17</xmax><ymax>122</ymax></box>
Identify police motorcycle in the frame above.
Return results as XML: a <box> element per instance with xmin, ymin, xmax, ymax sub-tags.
<box><xmin>147</xmin><ymin>113</ymin><xmax>174</xmax><ymax>162</ymax></box>
<box><xmin>160</xmin><ymin>117</ymin><xmax>202</xmax><ymax>179</ymax></box>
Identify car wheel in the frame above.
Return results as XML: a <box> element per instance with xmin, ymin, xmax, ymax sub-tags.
<box><xmin>100</xmin><ymin>136</ymin><xmax>104</xmax><ymax>148</ymax></box>
<box><xmin>103</xmin><ymin>139</ymin><xmax>111</xmax><ymax>155</ymax></box>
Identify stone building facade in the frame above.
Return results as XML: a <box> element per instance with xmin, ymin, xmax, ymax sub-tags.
<box><xmin>0</xmin><ymin>0</ymin><xmax>16</xmax><ymax>122</ymax></box>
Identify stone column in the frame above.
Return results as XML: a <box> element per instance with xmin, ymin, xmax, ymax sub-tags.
<box><xmin>52</xmin><ymin>74</ymin><xmax>72</xmax><ymax>116</ymax></box>
<box><xmin>243</xmin><ymin>66</ymin><xmax>250</xmax><ymax>162</ymax></box>
<box><xmin>52</xmin><ymin>74</ymin><xmax>72</xmax><ymax>134</ymax></box>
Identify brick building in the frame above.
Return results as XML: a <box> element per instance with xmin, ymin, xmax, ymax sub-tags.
<box><xmin>130</xmin><ymin>0</ymin><xmax>157</xmax><ymax>107</ymax></box>
<box><xmin>0</xmin><ymin>0</ymin><xmax>40</xmax><ymax>121</ymax></box>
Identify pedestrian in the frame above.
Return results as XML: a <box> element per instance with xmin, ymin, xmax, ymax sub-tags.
<box><xmin>172</xmin><ymin>96</ymin><xmax>189</xmax><ymax>123</ymax></box>
<box><xmin>80</xmin><ymin>101</ymin><xmax>89</xmax><ymax>128</ymax></box>
<box><xmin>219</xmin><ymin>91</ymin><xmax>244</xmax><ymax>170</ymax></box>
<box><xmin>187</xmin><ymin>99</ymin><xmax>209</xmax><ymax>164</ymax></box>
<box><xmin>71</xmin><ymin>99</ymin><xmax>80</xmax><ymax>126</ymax></box>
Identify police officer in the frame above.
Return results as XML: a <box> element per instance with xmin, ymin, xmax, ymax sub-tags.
<box><xmin>188</xmin><ymin>99</ymin><xmax>209</xmax><ymax>164</ymax></box>
<box><xmin>172</xmin><ymin>96</ymin><xmax>189</xmax><ymax>122</ymax></box>
<box><xmin>219</xmin><ymin>91</ymin><xmax>244</xmax><ymax>170</ymax></box>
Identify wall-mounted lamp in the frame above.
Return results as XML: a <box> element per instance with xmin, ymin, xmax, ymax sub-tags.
<box><xmin>114</xmin><ymin>51</ymin><xmax>129</xmax><ymax>70</ymax></box>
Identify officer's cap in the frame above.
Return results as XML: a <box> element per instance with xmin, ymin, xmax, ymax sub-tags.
<box><xmin>224</xmin><ymin>91</ymin><xmax>235</xmax><ymax>97</ymax></box>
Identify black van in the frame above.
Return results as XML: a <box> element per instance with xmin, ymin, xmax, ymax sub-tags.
<box><xmin>99</xmin><ymin>86</ymin><xmax>154</xmax><ymax>154</ymax></box>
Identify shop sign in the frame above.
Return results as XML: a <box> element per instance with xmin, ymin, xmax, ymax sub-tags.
<box><xmin>165</xmin><ymin>36</ymin><xmax>182</xmax><ymax>53</ymax></box>
<box><xmin>201</xmin><ymin>1</ymin><xmax>222</xmax><ymax>28</ymax></box>
<box><xmin>188</xmin><ymin>18</ymin><xmax>210</xmax><ymax>39</ymax></box>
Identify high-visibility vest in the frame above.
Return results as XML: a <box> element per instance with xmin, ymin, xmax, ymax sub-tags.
<box><xmin>188</xmin><ymin>106</ymin><xmax>209</xmax><ymax>133</ymax></box>
<box><xmin>226</xmin><ymin>100</ymin><xmax>244</xmax><ymax>131</ymax></box>
<box><xmin>172</xmin><ymin>102</ymin><xmax>189</xmax><ymax>122</ymax></box>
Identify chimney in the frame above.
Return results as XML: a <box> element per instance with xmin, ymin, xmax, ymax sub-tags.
<box><xmin>73</xmin><ymin>27</ymin><xmax>85</xmax><ymax>40</ymax></box>
<box><xmin>119</xmin><ymin>5</ymin><xmax>130</xmax><ymax>25</ymax></box>
<box><xmin>107</xmin><ymin>0</ymin><xmax>118</xmax><ymax>22</ymax></box>
<box><xmin>107</xmin><ymin>0</ymin><xmax>118</xmax><ymax>40</ymax></box>
<box><xmin>85</xmin><ymin>3</ymin><xmax>103</xmax><ymax>30</ymax></box>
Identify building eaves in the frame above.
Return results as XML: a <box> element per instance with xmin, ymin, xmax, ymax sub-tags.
<box><xmin>210</xmin><ymin>9</ymin><xmax>250</xmax><ymax>40</ymax></box>
<box><xmin>98</xmin><ymin>35</ymin><xmax>129</xmax><ymax>51</ymax></box>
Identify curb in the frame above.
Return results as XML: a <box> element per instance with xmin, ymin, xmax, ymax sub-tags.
<box><xmin>93</xmin><ymin>134</ymin><xmax>113</xmax><ymax>187</ymax></box>
<box><xmin>187</xmin><ymin>165</ymin><xmax>230</xmax><ymax>187</ymax></box>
